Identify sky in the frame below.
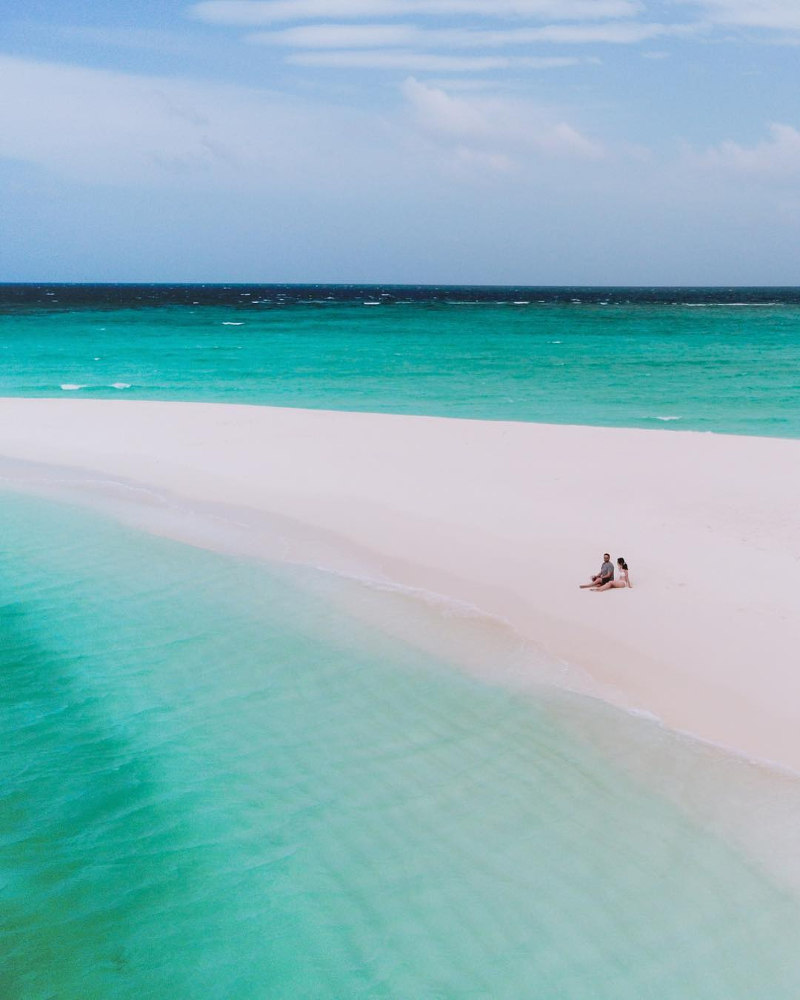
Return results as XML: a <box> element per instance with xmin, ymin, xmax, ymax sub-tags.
<box><xmin>2</xmin><ymin>0</ymin><xmax>799</xmax><ymax>284</ymax></box>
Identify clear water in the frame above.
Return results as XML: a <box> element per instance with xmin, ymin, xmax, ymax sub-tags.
<box><xmin>3</xmin><ymin>490</ymin><xmax>800</xmax><ymax>999</ymax></box>
<box><xmin>2</xmin><ymin>284</ymin><xmax>800</xmax><ymax>436</ymax></box>
<box><xmin>3</xmin><ymin>285</ymin><xmax>800</xmax><ymax>995</ymax></box>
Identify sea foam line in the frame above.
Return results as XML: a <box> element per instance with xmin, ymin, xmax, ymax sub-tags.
<box><xmin>60</xmin><ymin>383</ymin><xmax>132</xmax><ymax>391</ymax></box>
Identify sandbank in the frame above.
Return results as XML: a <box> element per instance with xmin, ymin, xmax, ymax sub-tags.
<box><xmin>1</xmin><ymin>397</ymin><xmax>799</xmax><ymax>772</ymax></box>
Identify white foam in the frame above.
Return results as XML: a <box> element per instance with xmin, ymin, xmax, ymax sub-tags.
<box><xmin>60</xmin><ymin>384</ymin><xmax>86</xmax><ymax>391</ymax></box>
<box><xmin>655</xmin><ymin>415</ymin><xmax>681</xmax><ymax>422</ymax></box>
<box><xmin>626</xmin><ymin>706</ymin><xmax>662</xmax><ymax>723</ymax></box>
<box><xmin>111</xmin><ymin>383</ymin><xmax>131</xmax><ymax>390</ymax></box>
<box><xmin>684</xmin><ymin>302</ymin><xmax>778</xmax><ymax>308</ymax></box>
<box><xmin>324</xmin><ymin>567</ymin><xmax>513</xmax><ymax>626</ymax></box>
<box><xmin>222</xmin><ymin>321</ymin><xmax>244</xmax><ymax>326</ymax></box>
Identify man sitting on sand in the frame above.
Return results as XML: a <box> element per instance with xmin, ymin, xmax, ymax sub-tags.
<box><xmin>580</xmin><ymin>553</ymin><xmax>614</xmax><ymax>589</ymax></box>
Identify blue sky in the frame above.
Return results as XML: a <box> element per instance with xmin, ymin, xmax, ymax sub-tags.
<box><xmin>2</xmin><ymin>0</ymin><xmax>799</xmax><ymax>283</ymax></box>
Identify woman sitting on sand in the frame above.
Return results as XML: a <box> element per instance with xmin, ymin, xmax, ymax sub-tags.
<box><xmin>593</xmin><ymin>557</ymin><xmax>631</xmax><ymax>591</ymax></box>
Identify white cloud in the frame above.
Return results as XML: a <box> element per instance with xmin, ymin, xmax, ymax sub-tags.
<box><xmin>189</xmin><ymin>0</ymin><xmax>701</xmax><ymax>89</ymax></box>
<box><xmin>401</xmin><ymin>76</ymin><xmax>604</xmax><ymax>164</ymax></box>
<box><xmin>682</xmin><ymin>0</ymin><xmax>800</xmax><ymax>31</ymax></box>
<box><xmin>501</xmin><ymin>21</ymin><xmax>680</xmax><ymax>43</ymax></box>
<box><xmin>0</xmin><ymin>53</ymin><xmax>606</xmax><ymax>203</ymax></box>
<box><xmin>403</xmin><ymin>77</ymin><xmax>491</xmax><ymax>138</ymax></box>
<box><xmin>251</xmin><ymin>20</ymin><xmax>679</xmax><ymax>48</ymax></box>
<box><xmin>698</xmin><ymin>123</ymin><xmax>800</xmax><ymax>179</ymax></box>
<box><xmin>190</xmin><ymin>0</ymin><xmax>642</xmax><ymax>25</ymax></box>
<box><xmin>0</xmin><ymin>55</ymin><xmax>387</xmax><ymax>190</ymax></box>
<box><xmin>260</xmin><ymin>24</ymin><xmax>419</xmax><ymax>48</ymax></box>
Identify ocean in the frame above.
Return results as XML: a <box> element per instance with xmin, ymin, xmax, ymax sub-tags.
<box><xmin>2</xmin><ymin>283</ymin><xmax>800</xmax><ymax>436</ymax></box>
<box><xmin>2</xmin><ymin>285</ymin><xmax>800</xmax><ymax>997</ymax></box>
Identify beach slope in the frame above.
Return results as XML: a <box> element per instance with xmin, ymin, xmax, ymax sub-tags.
<box><xmin>1</xmin><ymin>398</ymin><xmax>799</xmax><ymax>771</ymax></box>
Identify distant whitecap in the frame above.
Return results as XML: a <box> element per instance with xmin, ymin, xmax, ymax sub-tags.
<box><xmin>111</xmin><ymin>383</ymin><xmax>131</xmax><ymax>389</ymax></box>
<box><xmin>655</xmin><ymin>415</ymin><xmax>682</xmax><ymax>421</ymax></box>
<box><xmin>60</xmin><ymin>384</ymin><xmax>86</xmax><ymax>391</ymax></box>
<box><xmin>222</xmin><ymin>321</ymin><xmax>244</xmax><ymax>326</ymax></box>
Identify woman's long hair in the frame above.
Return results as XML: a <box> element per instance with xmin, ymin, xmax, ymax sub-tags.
<box><xmin>617</xmin><ymin>557</ymin><xmax>628</xmax><ymax>571</ymax></box>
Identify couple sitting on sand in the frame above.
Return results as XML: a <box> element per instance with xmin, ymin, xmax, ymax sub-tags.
<box><xmin>579</xmin><ymin>553</ymin><xmax>631</xmax><ymax>591</ymax></box>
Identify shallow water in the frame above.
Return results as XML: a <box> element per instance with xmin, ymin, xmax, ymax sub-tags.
<box><xmin>2</xmin><ymin>490</ymin><xmax>800</xmax><ymax>999</ymax></box>
<box><xmin>3</xmin><ymin>284</ymin><xmax>800</xmax><ymax>995</ymax></box>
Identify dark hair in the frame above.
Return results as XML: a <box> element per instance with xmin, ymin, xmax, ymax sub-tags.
<box><xmin>617</xmin><ymin>557</ymin><xmax>628</xmax><ymax>571</ymax></box>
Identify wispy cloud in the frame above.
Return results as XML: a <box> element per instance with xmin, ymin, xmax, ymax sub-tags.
<box><xmin>250</xmin><ymin>21</ymin><xmax>680</xmax><ymax>48</ymax></box>
<box><xmin>681</xmin><ymin>0</ymin><xmax>800</xmax><ymax>32</ymax></box>
<box><xmin>0</xmin><ymin>54</ymin><xmax>603</xmax><ymax>196</ymax></box>
<box><xmin>401</xmin><ymin>76</ymin><xmax>604</xmax><ymax>166</ymax></box>
<box><xmin>262</xmin><ymin>24</ymin><xmax>420</xmax><ymax>48</ymax></box>
<box><xmin>697</xmin><ymin>123</ymin><xmax>800</xmax><ymax>179</ymax></box>
<box><xmin>6</xmin><ymin>8</ymin><xmax>799</xmax><ymax>283</ymax></box>
<box><xmin>190</xmin><ymin>0</ymin><xmax>642</xmax><ymax>25</ymax></box>
<box><xmin>190</xmin><ymin>2</ymin><xmax>697</xmax><ymax>81</ymax></box>
<box><xmin>0</xmin><ymin>55</ymin><xmax>388</xmax><ymax>190</ymax></box>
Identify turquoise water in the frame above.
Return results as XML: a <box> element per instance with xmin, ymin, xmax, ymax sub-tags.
<box><xmin>2</xmin><ymin>297</ymin><xmax>800</xmax><ymax>436</ymax></box>
<box><xmin>2</xmin><ymin>490</ymin><xmax>800</xmax><ymax>998</ymax></box>
<box><xmin>3</xmin><ymin>288</ymin><xmax>800</xmax><ymax>995</ymax></box>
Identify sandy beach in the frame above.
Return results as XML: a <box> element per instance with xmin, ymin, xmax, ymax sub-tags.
<box><xmin>1</xmin><ymin>396</ymin><xmax>799</xmax><ymax>772</ymax></box>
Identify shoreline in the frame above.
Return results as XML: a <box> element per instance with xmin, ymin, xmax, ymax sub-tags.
<box><xmin>1</xmin><ymin>398</ymin><xmax>800</xmax><ymax>772</ymax></box>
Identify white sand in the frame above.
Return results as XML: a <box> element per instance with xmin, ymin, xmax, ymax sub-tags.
<box><xmin>2</xmin><ymin>397</ymin><xmax>799</xmax><ymax>771</ymax></box>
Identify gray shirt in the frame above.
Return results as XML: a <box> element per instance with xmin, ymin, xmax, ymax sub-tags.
<box><xmin>600</xmin><ymin>560</ymin><xmax>614</xmax><ymax>580</ymax></box>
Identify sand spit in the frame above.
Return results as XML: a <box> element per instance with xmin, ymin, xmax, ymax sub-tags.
<box><xmin>1</xmin><ymin>398</ymin><xmax>799</xmax><ymax>771</ymax></box>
